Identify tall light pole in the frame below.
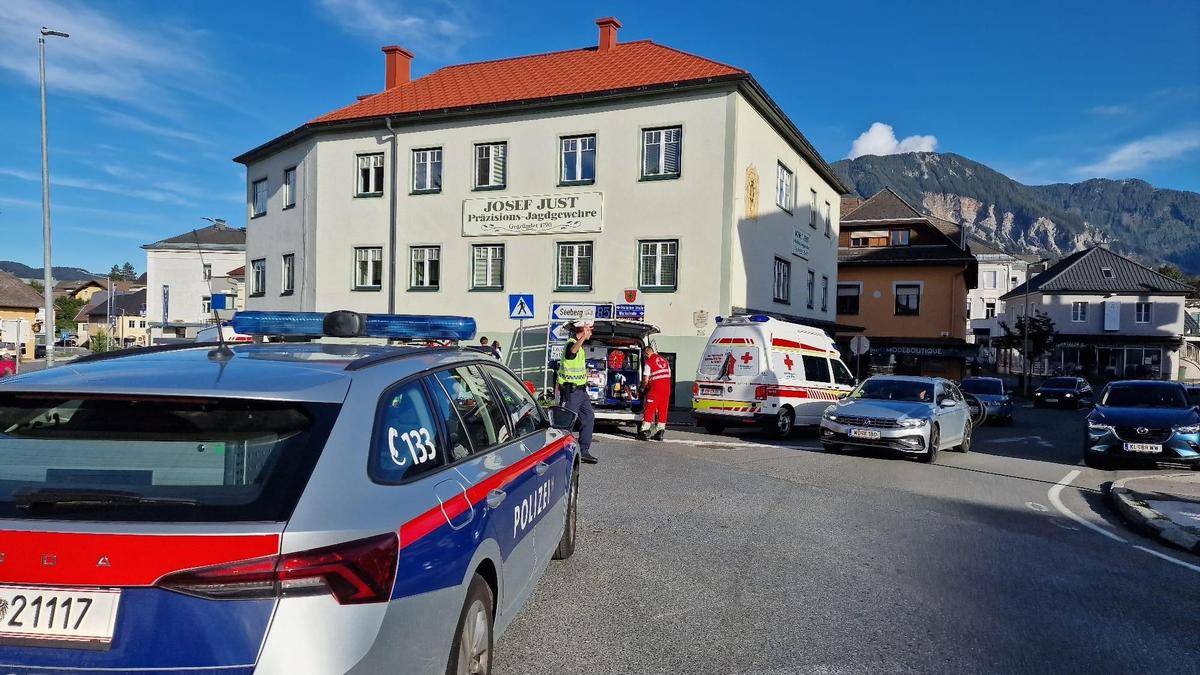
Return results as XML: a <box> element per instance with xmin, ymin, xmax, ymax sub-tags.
<box><xmin>1022</xmin><ymin>259</ymin><xmax>1032</xmax><ymax>396</ymax></box>
<box><xmin>39</xmin><ymin>27</ymin><xmax>69</xmax><ymax>366</ymax></box>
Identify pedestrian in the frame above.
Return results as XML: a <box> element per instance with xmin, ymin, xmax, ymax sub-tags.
<box><xmin>479</xmin><ymin>336</ymin><xmax>490</xmax><ymax>348</ymax></box>
<box><xmin>637</xmin><ymin>342</ymin><xmax>672</xmax><ymax>441</ymax></box>
<box><xmin>557</xmin><ymin>321</ymin><xmax>599</xmax><ymax>464</ymax></box>
<box><xmin>491</xmin><ymin>339</ymin><xmax>502</xmax><ymax>361</ymax></box>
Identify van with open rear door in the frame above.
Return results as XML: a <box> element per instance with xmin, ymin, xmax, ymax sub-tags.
<box><xmin>692</xmin><ymin>315</ymin><xmax>856</xmax><ymax>437</ymax></box>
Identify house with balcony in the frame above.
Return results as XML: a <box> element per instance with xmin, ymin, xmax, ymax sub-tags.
<box><xmin>999</xmin><ymin>245</ymin><xmax>1194</xmax><ymax>381</ymax></box>
<box><xmin>835</xmin><ymin>188</ymin><xmax>978</xmax><ymax>379</ymax></box>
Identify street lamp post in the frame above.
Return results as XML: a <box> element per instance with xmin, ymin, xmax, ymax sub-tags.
<box><xmin>1022</xmin><ymin>260</ymin><xmax>1031</xmax><ymax>396</ymax></box>
<box><xmin>39</xmin><ymin>27</ymin><xmax>69</xmax><ymax>366</ymax></box>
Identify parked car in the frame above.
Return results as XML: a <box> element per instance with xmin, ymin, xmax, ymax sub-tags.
<box><xmin>1034</xmin><ymin>377</ymin><xmax>1093</xmax><ymax>409</ymax></box>
<box><xmin>819</xmin><ymin>375</ymin><xmax>973</xmax><ymax>463</ymax></box>
<box><xmin>693</xmin><ymin>315</ymin><xmax>856</xmax><ymax>438</ymax></box>
<box><xmin>1186</xmin><ymin>385</ymin><xmax>1200</xmax><ymax>407</ymax></box>
<box><xmin>1084</xmin><ymin>380</ymin><xmax>1200</xmax><ymax>470</ymax></box>
<box><xmin>960</xmin><ymin>376</ymin><xmax>1014</xmax><ymax>424</ymax></box>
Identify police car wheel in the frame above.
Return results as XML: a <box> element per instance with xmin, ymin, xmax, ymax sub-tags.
<box><xmin>768</xmin><ymin>407</ymin><xmax>795</xmax><ymax>439</ymax></box>
<box><xmin>446</xmin><ymin>574</ymin><xmax>494</xmax><ymax>675</ymax></box>
<box><xmin>553</xmin><ymin>465</ymin><xmax>579</xmax><ymax>560</ymax></box>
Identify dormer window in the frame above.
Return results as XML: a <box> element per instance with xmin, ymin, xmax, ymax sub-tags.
<box><xmin>849</xmin><ymin>230</ymin><xmax>889</xmax><ymax>248</ymax></box>
<box><xmin>890</xmin><ymin>229</ymin><xmax>910</xmax><ymax>246</ymax></box>
<box><xmin>1101</xmin><ymin>267</ymin><xmax>1114</xmax><ymax>279</ymax></box>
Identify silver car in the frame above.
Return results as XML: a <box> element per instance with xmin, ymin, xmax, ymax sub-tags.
<box><xmin>819</xmin><ymin>375</ymin><xmax>973</xmax><ymax>462</ymax></box>
<box><xmin>0</xmin><ymin>311</ymin><xmax>580</xmax><ymax>675</ymax></box>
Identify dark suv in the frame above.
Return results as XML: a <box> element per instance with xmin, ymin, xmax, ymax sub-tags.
<box><xmin>1034</xmin><ymin>377</ymin><xmax>1093</xmax><ymax>409</ymax></box>
<box><xmin>1085</xmin><ymin>380</ymin><xmax>1200</xmax><ymax>469</ymax></box>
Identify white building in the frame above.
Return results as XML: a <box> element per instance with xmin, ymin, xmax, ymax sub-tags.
<box><xmin>234</xmin><ymin>17</ymin><xmax>849</xmax><ymax>400</ymax></box>
<box><xmin>143</xmin><ymin>221</ymin><xmax>246</xmax><ymax>340</ymax></box>
<box><xmin>966</xmin><ymin>237</ymin><xmax>1033</xmax><ymax>352</ymax></box>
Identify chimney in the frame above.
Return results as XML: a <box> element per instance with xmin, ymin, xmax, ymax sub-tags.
<box><xmin>596</xmin><ymin>17</ymin><xmax>621</xmax><ymax>52</ymax></box>
<box><xmin>382</xmin><ymin>45</ymin><xmax>413</xmax><ymax>89</ymax></box>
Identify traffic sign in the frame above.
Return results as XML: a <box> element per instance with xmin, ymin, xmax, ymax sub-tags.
<box><xmin>508</xmin><ymin>294</ymin><xmax>535</xmax><ymax>320</ymax></box>
<box><xmin>849</xmin><ymin>335</ymin><xmax>871</xmax><ymax>356</ymax></box>
<box><xmin>210</xmin><ymin>294</ymin><xmax>228</xmax><ymax>310</ymax></box>
<box><xmin>550</xmin><ymin>302</ymin><xmax>613</xmax><ymax>322</ymax></box>
<box><xmin>615</xmin><ymin>303</ymin><xmax>645</xmax><ymax>320</ymax></box>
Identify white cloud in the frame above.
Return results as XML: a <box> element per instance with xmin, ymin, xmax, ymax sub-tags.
<box><xmin>315</xmin><ymin>0</ymin><xmax>471</xmax><ymax>59</ymax></box>
<box><xmin>1076</xmin><ymin>129</ymin><xmax>1200</xmax><ymax>177</ymax></box>
<box><xmin>0</xmin><ymin>0</ymin><xmax>225</xmax><ymax>117</ymax></box>
<box><xmin>95</xmin><ymin>109</ymin><xmax>210</xmax><ymax>145</ymax></box>
<box><xmin>847</xmin><ymin>122</ymin><xmax>938</xmax><ymax>159</ymax></box>
<box><xmin>62</xmin><ymin>225</ymin><xmax>154</xmax><ymax>241</ymax></box>
<box><xmin>1086</xmin><ymin>104</ymin><xmax>1130</xmax><ymax>116</ymax></box>
<box><xmin>0</xmin><ymin>167</ymin><xmax>195</xmax><ymax>206</ymax></box>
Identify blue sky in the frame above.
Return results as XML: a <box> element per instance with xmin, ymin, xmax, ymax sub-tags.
<box><xmin>1</xmin><ymin>0</ymin><xmax>1197</xmax><ymax>273</ymax></box>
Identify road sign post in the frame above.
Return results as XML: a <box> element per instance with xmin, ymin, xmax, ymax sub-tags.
<box><xmin>849</xmin><ymin>335</ymin><xmax>871</xmax><ymax>380</ymax></box>
<box><xmin>508</xmin><ymin>294</ymin><xmax>535</xmax><ymax>378</ymax></box>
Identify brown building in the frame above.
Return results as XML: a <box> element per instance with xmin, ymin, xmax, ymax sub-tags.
<box><xmin>835</xmin><ymin>188</ymin><xmax>978</xmax><ymax>379</ymax></box>
<box><xmin>0</xmin><ymin>270</ymin><xmax>45</xmax><ymax>360</ymax></box>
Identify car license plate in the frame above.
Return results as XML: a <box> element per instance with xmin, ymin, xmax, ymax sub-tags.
<box><xmin>1123</xmin><ymin>443</ymin><xmax>1162</xmax><ymax>454</ymax></box>
<box><xmin>1044</xmin><ymin>398</ymin><xmax>1058</xmax><ymax>403</ymax></box>
<box><xmin>849</xmin><ymin>428</ymin><xmax>881</xmax><ymax>440</ymax></box>
<box><xmin>0</xmin><ymin>586</ymin><xmax>120</xmax><ymax>647</ymax></box>
<box><xmin>700</xmin><ymin>386</ymin><xmax>722</xmax><ymax>396</ymax></box>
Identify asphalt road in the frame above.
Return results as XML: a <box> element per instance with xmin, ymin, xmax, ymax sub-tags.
<box><xmin>493</xmin><ymin>404</ymin><xmax>1200</xmax><ymax>675</ymax></box>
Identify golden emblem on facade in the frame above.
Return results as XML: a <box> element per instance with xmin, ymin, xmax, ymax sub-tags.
<box><xmin>745</xmin><ymin>165</ymin><xmax>760</xmax><ymax>221</ymax></box>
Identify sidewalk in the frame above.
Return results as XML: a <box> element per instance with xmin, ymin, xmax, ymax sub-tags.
<box><xmin>1107</xmin><ymin>473</ymin><xmax>1200</xmax><ymax>554</ymax></box>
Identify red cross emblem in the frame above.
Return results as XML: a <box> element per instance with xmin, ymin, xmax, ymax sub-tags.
<box><xmin>740</xmin><ymin>351</ymin><xmax>753</xmax><ymax>364</ymax></box>
<box><xmin>783</xmin><ymin>354</ymin><xmax>794</xmax><ymax>370</ymax></box>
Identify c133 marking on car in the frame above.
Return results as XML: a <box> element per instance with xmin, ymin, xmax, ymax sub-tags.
<box><xmin>514</xmin><ymin>477</ymin><xmax>553</xmax><ymax>538</ymax></box>
<box><xmin>388</xmin><ymin>426</ymin><xmax>436</xmax><ymax>466</ymax></box>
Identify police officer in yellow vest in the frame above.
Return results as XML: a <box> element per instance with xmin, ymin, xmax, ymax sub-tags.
<box><xmin>558</xmin><ymin>320</ymin><xmax>599</xmax><ymax>464</ymax></box>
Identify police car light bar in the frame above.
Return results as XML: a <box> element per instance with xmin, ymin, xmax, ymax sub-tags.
<box><xmin>230</xmin><ymin>311</ymin><xmax>476</xmax><ymax>341</ymax></box>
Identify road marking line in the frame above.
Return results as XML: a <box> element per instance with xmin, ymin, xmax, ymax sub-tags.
<box><xmin>595</xmin><ymin>432</ymin><xmax>820</xmax><ymax>451</ymax></box>
<box><xmin>1132</xmin><ymin>545</ymin><xmax>1200</xmax><ymax>573</ymax></box>
<box><xmin>1047</xmin><ymin>470</ymin><xmax>1127</xmax><ymax>543</ymax></box>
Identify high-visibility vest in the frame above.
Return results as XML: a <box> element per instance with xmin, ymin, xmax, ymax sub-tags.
<box><xmin>645</xmin><ymin>353</ymin><xmax>672</xmax><ymax>386</ymax></box>
<box><xmin>558</xmin><ymin>338</ymin><xmax>587</xmax><ymax>386</ymax></box>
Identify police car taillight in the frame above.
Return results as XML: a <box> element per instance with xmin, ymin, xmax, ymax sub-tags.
<box><xmin>157</xmin><ymin>533</ymin><xmax>398</xmax><ymax>605</ymax></box>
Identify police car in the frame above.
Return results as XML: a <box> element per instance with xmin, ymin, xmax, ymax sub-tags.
<box><xmin>0</xmin><ymin>310</ymin><xmax>581</xmax><ymax>675</ymax></box>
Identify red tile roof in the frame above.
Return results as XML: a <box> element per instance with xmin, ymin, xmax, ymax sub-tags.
<box><xmin>311</xmin><ymin>41</ymin><xmax>745</xmax><ymax>124</ymax></box>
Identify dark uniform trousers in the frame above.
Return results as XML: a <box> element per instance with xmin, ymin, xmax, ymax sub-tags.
<box><xmin>561</xmin><ymin>386</ymin><xmax>594</xmax><ymax>454</ymax></box>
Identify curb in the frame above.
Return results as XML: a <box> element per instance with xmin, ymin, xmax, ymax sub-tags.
<box><xmin>1105</xmin><ymin>476</ymin><xmax>1200</xmax><ymax>555</ymax></box>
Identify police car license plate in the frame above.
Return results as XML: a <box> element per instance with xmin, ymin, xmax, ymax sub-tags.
<box><xmin>849</xmin><ymin>428</ymin><xmax>881</xmax><ymax>440</ymax></box>
<box><xmin>700</xmin><ymin>386</ymin><xmax>722</xmax><ymax>396</ymax></box>
<box><xmin>1123</xmin><ymin>443</ymin><xmax>1162</xmax><ymax>454</ymax></box>
<box><xmin>0</xmin><ymin>586</ymin><xmax>120</xmax><ymax>646</ymax></box>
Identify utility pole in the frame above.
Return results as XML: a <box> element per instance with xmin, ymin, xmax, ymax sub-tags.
<box><xmin>1022</xmin><ymin>259</ymin><xmax>1031</xmax><ymax>396</ymax></box>
<box><xmin>39</xmin><ymin>27</ymin><xmax>69</xmax><ymax>366</ymax></box>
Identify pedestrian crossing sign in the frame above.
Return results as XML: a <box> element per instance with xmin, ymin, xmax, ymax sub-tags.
<box><xmin>508</xmin><ymin>294</ymin><xmax>535</xmax><ymax>320</ymax></box>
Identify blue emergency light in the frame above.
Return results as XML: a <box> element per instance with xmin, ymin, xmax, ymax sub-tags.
<box><xmin>230</xmin><ymin>310</ymin><xmax>476</xmax><ymax>341</ymax></box>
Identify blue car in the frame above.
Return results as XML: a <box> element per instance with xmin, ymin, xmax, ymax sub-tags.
<box><xmin>960</xmin><ymin>377</ymin><xmax>1014</xmax><ymax>424</ymax></box>
<box><xmin>1085</xmin><ymin>380</ymin><xmax>1200</xmax><ymax>470</ymax></box>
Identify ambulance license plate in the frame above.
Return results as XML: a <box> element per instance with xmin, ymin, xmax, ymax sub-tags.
<box><xmin>1123</xmin><ymin>443</ymin><xmax>1162</xmax><ymax>454</ymax></box>
<box><xmin>700</xmin><ymin>386</ymin><xmax>722</xmax><ymax>396</ymax></box>
<box><xmin>0</xmin><ymin>586</ymin><xmax>120</xmax><ymax>647</ymax></box>
<box><xmin>849</xmin><ymin>428</ymin><xmax>881</xmax><ymax>440</ymax></box>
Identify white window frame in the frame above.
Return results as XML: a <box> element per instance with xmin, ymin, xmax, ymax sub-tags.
<box><xmin>556</xmin><ymin>241</ymin><xmax>593</xmax><ymax>291</ymax></box>
<box><xmin>202</xmin><ymin>263</ymin><xmax>212</xmax><ymax>281</ymax></box>
<box><xmin>474</xmin><ymin>142</ymin><xmax>507</xmax><ymax>189</ymax></box>
<box><xmin>412</xmin><ymin>147</ymin><xmax>442</xmax><ymax>193</ymax></box>
<box><xmin>1101</xmin><ymin>267</ymin><xmax>1114</xmax><ymax>279</ymax></box>
<box><xmin>561</xmin><ymin>135</ymin><xmax>596</xmax><ymax>184</ymax></box>
<box><xmin>638</xmin><ymin>239</ymin><xmax>679</xmax><ymax>291</ymax></box>
<box><xmin>356</xmin><ymin>153</ymin><xmax>385</xmax><ymax>196</ymax></box>
<box><xmin>1135</xmin><ymin>301</ymin><xmax>1152</xmax><ymax>324</ymax></box>
<box><xmin>251</xmin><ymin>178</ymin><xmax>268</xmax><ymax>217</ymax></box>
<box><xmin>471</xmin><ymin>244</ymin><xmax>505</xmax><ymax>289</ymax></box>
<box><xmin>984</xmin><ymin>301</ymin><xmax>996</xmax><ymax>319</ymax></box>
<box><xmin>250</xmin><ymin>259</ymin><xmax>266</xmax><ymax>296</ymax></box>
<box><xmin>809</xmin><ymin>189</ymin><xmax>818</xmax><ymax>228</ymax></box>
<box><xmin>354</xmin><ymin>247</ymin><xmax>383</xmax><ymax>290</ymax></box>
<box><xmin>202</xmin><ymin>296</ymin><xmax>211</xmax><ymax>315</ymax></box>
<box><xmin>410</xmin><ymin>246</ymin><xmax>440</xmax><ymax>290</ymax></box>
<box><xmin>806</xmin><ymin>270</ymin><xmax>815</xmax><ymax>309</ymax></box>
<box><xmin>281</xmin><ymin>253</ymin><xmax>294</xmax><ymax>295</ymax></box>
<box><xmin>776</xmin><ymin>162</ymin><xmax>794</xmax><ymax>212</ymax></box>
<box><xmin>641</xmin><ymin>126</ymin><xmax>682</xmax><ymax>179</ymax></box>
<box><xmin>821</xmin><ymin>275</ymin><xmax>829</xmax><ymax>312</ymax></box>
<box><xmin>1071</xmin><ymin>301</ymin><xmax>1088</xmax><ymax>322</ymax></box>
<box><xmin>773</xmin><ymin>257</ymin><xmax>790</xmax><ymax>304</ymax></box>
<box><xmin>283</xmin><ymin>167</ymin><xmax>296</xmax><ymax>208</ymax></box>
<box><xmin>823</xmin><ymin>201</ymin><xmax>831</xmax><ymax>237</ymax></box>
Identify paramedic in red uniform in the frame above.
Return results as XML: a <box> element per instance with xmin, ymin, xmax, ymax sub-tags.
<box><xmin>637</xmin><ymin>342</ymin><xmax>672</xmax><ymax>441</ymax></box>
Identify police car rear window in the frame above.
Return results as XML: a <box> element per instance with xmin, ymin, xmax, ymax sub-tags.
<box><xmin>0</xmin><ymin>393</ymin><xmax>338</xmax><ymax>522</ymax></box>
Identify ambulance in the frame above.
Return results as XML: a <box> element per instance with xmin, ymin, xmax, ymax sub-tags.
<box><xmin>692</xmin><ymin>315</ymin><xmax>857</xmax><ymax>437</ymax></box>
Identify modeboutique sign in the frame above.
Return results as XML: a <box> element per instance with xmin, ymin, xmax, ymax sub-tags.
<box><xmin>462</xmin><ymin>192</ymin><xmax>603</xmax><ymax>236</ymax></box>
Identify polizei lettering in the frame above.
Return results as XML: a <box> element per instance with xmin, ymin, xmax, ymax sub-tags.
<box><xmin>514</xmin><ymin>477</ymin><xmax>553</xmax><ymax>538</ymax></box>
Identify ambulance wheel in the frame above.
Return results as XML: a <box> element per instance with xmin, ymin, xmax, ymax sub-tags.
<box><xmin>553</xmin><ymin>463</ymin><xmax>579</xmax><ymax>560</ymax></box>
<box><xmin>768</xmin><ymin>407</ymin><xmax>795</xmax><ymax>439</ymax></box>
<box><xmin>703</xmin><ymin>422</ymin><xmax>726</xmax><ymax>435</ymax></box>
<box><xmin>446</xmin><ymin>574</ymin><xmax>494</xmax><ymax>675</ymax></box>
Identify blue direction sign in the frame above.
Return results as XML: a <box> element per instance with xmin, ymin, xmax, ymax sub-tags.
<box><xmin>615</xmin><ymin>303</ymin><xmax>645</xmax><ymax>320</ymax></box>
<box><xmin>508</xmin><ymin>294</ymin><xmax>535</xmax><ymax>320</ymax></box>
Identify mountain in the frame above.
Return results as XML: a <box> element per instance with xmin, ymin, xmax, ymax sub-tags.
<box><xmin>831</xmin><ymin>152</ymin><xmax>1200</xmax><ymax>274</ymax></box>
<box><xmin>0</xmin><ymin>261</ymin><xmax>102</xmax><ymax>282</ymax></box>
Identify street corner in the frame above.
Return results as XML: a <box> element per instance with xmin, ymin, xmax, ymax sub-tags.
<box><xmin>1106</xmin><ymin>473</ymin><xmax>1200</xmax><ymax>554</ymax></box>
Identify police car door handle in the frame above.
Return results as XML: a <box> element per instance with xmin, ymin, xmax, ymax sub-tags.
<box><xmin>535</xmin><ymin>461</ymin><xmax>549</xmax><ymax>476</ymax></box>
<box><xmin>486</xmin><ymin>489</ymin><xmax>507</xmax><ymax>509</ymax></box>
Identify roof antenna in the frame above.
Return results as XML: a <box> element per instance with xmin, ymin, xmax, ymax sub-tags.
<box><xmin>195</xmin><ymin>219</ymin><xmax>233</xmax><ymax>361</ymax></box>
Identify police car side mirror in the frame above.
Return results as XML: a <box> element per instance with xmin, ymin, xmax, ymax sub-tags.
<box><xmin>548</xmin><ymin>406</ymin><xmax>579</xmax><ymax>431</ymax></box>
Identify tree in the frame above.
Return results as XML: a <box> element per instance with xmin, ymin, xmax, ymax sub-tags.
<box><xmin>120</xmin><ymin>262</ymin><xmax>136</xmax><ymax>280</ymax></box>
<box><xmin>109</xmin><ymin>264</ymin><xmax>123</xmax><ymax>279</ymax></box>
<box><xmin>1157</xmin><ymin>263</ymin><xmax>1186</xmax><ymax>282</ymax></box>
<box><xmin>54</xmin><ymin>295</ymin><xmax>85</xmax><ymax>333</ymax></box>
<box><xmin>88</xmin><ymin>332</ymin><xmax>118</xmax><ymax>353</ymax></box>
<box><xmin>997</xmin><ymin>311</ymin><xmax>1058</xmax><ymax>365</ymax></box>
